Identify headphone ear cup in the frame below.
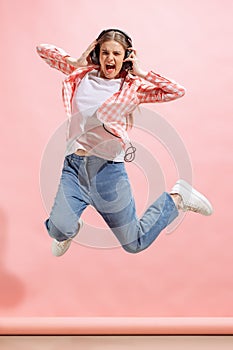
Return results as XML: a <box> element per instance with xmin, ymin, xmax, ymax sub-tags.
<box><xmin>90</xmin><ymin>44</ymin><xmax>100</xmax><ymax>65</ymax></box>
<box><xmin>125</xmin><ymin>49</ymin><xmax>130</xmax><ymax>59</ymax></box>
<box><xmin>122</xmin><ymin>49</ymin><xmax>132</xmax><ymax>71</ymax></box>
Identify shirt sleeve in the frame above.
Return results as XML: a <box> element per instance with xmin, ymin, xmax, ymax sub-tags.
<box><xmin>36</xmin><ymin>44</ymin><xmax>76</xmax><ymax>75</ymax></box>
<box><xmin>136</xmin><ymin>71</ymin><xmax>186</xmax><ymax>103</ymax></box>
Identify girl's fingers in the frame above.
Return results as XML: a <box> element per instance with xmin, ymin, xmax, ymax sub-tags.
<box><xmin>128</xmin><ymin>47</ymin><xmax>136</xmax><ymax>53</ymax></box>
<box><xmin>89</xmin><ymin>40</ymin><xmax>98</xmax><ymax>49</ymax></box>
<box><xmin>86</xmin><ymin>40</ymin><xmax>98</xmax><ymax>55</ymax></box>
<box><xmin>124</xmin><ymin>55</ymin><xmax>136</xmax><ymax>62</ymax></box>
<box><xmin>123</xmin><ymin>57</ymin><xmax>132</xmax><ymax>62</ymax></box>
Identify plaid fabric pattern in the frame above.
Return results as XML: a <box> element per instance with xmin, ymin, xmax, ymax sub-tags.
<box><xmin>37</xmin><ymin>44</ymin><xmax>186</xmax><ymax>145</ymax></box>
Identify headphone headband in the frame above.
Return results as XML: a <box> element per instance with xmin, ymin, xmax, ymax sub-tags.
<box><xmin>96</xmin><ymin>28</ymin><xmax>132</xmax><ymax>47</ymax></box>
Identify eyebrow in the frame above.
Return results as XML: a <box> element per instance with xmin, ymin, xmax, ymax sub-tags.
<box><xmin>101</xmin><ymin>49</ymin><xmax>122</xmax><ymax>54</ymax></box>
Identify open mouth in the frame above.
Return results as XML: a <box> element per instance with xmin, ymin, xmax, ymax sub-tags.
<box><xmin>105</xmin><ymin>64</ymin><xmax>116</xmax><ymax>73</ymax></box>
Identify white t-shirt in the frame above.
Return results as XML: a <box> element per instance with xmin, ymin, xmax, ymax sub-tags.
<box><xmin>66</xmin><ymin>70</ymin><xmax>125</xmax><ymax>162</ymax></box>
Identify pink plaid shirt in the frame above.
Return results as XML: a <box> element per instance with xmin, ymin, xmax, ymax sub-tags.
<box><xmin>37</xmin><ymin>44</ymin><xmax>186</xmax><ymax>145</ymax></box>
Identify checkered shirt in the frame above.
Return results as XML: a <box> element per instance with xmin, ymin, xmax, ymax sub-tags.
<box><xmin>37</xmin><ymin>44</ymin><xmax>186</xmax><ymax>145</ymax></box>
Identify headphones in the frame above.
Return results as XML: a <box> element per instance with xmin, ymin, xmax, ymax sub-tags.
<box><xmin>90</xmin><ymin>28</ymin><xmax>133</xmax><ymax>71</ymax></box>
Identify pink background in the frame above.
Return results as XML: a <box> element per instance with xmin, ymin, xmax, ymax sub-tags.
<box><xmin>0</xmin><ymin>0</ymin><xmax>233</xmax><ymax>318</ymax></box>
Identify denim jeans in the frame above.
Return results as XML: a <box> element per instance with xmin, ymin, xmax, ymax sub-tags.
<box><xmin>45</xmin><ymin>153</ymin><xmax>179</xmax><ymax>253</ymax></box>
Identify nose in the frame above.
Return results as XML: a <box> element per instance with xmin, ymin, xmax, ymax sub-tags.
<box><xmin>107</xmin><ymin>53</ymin><xmax>114</xmax><ymax>61</ymax></box>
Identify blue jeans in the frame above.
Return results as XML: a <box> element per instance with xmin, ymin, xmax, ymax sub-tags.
<box><xmin>45</xmin><ymin>153</ymin><xmax>179</xmax><ymax>253</ymax></box>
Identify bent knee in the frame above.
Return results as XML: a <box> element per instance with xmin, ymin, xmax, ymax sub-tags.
<box><xmin>122</xmin><ymin>242</ymin><xmax>143</xmax><ymax>254</ymax></box>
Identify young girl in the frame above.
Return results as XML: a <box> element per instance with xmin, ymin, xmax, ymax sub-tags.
<box><xmin>37</xmin><ymin>29</ymin><xmax>213</xmax><ymax>257</ymax></box>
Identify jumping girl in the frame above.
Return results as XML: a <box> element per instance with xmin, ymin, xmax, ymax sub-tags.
<box><xmin>37</xmin><ymin>29</ymin><xmax>213</xmax><ymax>256</ymax></box>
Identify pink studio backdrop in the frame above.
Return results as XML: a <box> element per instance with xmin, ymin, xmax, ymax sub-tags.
<box><xmin>0</xmin><ymin>0</ymin><xmax>232</xmax><ymax>318</ymax></box>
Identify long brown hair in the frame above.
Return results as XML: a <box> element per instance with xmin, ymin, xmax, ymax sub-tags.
<box><xmin>97</xmin><ymin>30</ymin><xmax>134</xmax><ymax>130</ymax></box>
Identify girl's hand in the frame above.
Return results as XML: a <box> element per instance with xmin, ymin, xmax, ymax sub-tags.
<box><xmin>66</xmin><ymin>40</ymin><xmax>99</xmax><ymax>68</ymax></box>
<box><xmin>124</xmin><ymin>49</ymin><xmax>148</xmax><ymax>78</ymax></box>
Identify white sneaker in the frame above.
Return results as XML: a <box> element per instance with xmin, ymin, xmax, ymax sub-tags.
<box><xmin>51</xmin><ymin>218</ymin><xmax>84</xmax><ymax>257</ymax></box>
<box><xmin>170</xmin><ymin>179</ymin><xmax>213</xmax><ymax>216</ymax></box>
